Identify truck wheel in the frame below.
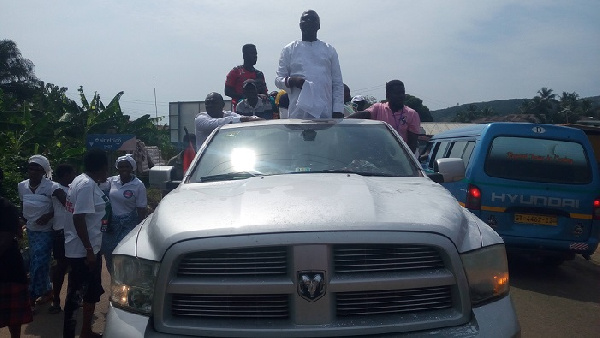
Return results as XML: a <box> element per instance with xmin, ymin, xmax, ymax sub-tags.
<box><xmin>541</xmin><ymin>256</ymin><xmax>564</xmax><ymax>267</ymax></box>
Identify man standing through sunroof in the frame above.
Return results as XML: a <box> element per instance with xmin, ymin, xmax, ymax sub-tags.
<box><xmin>275</xmin><ymin>10</ymin><xmax>344</xmax><ymax>119</ymax></box>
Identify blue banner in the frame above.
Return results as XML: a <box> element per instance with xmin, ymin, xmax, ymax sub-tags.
<box><xmin>86</xmin><ymin>134</ymin><xmax>136</xmax><ymax>151</ymax></box>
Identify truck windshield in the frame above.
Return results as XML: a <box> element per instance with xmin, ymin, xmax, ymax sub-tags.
<box><xmin>189</xmin><ymin>123</ymin><xmax>420</xmax><ymax>182</ymax></box>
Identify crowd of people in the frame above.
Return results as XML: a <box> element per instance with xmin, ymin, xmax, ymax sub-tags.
<box><xmin>201</xmin><ymin>9</ymin><xmax>421</xmax><ymax>155</ymax></box>
<box><xmin>1</xmin><ymin>9</ymin><xmax>421</xmax><ymax>338</ymax></box>
<box><xmin>0</xmin><ymin>150</ymin><xmax>147</xmax><ymax>338</ymax></box>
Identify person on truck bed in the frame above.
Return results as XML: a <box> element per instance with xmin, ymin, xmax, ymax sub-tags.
<box><xmin>349</xmin><ymin>80</ymin><xmax>421</xmax><ymax>153</ymax></box>
<box><xmin>225</xmin><ymin>44</ymin><xmax>267</xmax><ymax>111</ymax></box>
<box><xmin>195</xmin><ymin>92</ymin><xmax>262</xmax><ymax>149</ymax></box>
<box><xmin>235</xmin><ymin>79</ymin><xmax>276</xmax><ymax>120</ymax></box>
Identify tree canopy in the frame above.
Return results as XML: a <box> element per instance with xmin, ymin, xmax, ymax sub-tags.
<box><xmin>0</xmin><ymin>39</ymin><xmax>174</xmax><ymax>203</ymax></box>
<box><xmin>452</xmin><ymin>87</ymin><xmax>596</xmax><ymax>123</ymax></box>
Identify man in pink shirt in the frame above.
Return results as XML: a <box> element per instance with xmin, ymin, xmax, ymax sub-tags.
<box><xmin>349</xmin><ymin>80</ymin><xmax>421</xmax><ymax>153</ymax></box>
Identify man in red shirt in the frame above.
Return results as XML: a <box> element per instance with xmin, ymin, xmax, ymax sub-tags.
<box><xmin>225</xmin><ymin>44</ymin><xmax>267</xmax><ymax>111</ymax></box>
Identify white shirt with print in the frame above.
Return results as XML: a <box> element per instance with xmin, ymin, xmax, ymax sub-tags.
<box><xmin>106</xmin><ymin>175</ymin><xmax>147</xmax><ymax>216</ymax></box>
<box><xmin>65</xmin><ymin>173</ymin><xmax>108</xmax><ymax>258</ymax></box>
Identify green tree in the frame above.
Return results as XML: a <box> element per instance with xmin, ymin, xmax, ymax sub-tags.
<box><xmin>519</xmin><ymin>88</ymin><xmax>594</xmax><ymax>124</ymax></box>
<box><xmin>0</xmin><ymin>39</ymin><xmax>40</xmax><ymax>103</ymax></box>
<box><xmin>405</xmin><ymin>94</ymin><xmax>433</xmax><ymax>122</ymax></box>
<box><xmin>453</xmin><ymin>104</ymin><xmax>480</xmax><ymax>122</ymax></box>
<box><xmin>521</xmin><ymin>87</ymin><xmax>556</xmax><ymax>122</ymax></box>
<box><xmin>0</xmin><ymin>40</ymin><xmax>176</xmax><ymax>203</ymax></box>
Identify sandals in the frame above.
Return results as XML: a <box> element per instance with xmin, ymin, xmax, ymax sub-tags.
<box><xmin>35</xmin><ymin>291</ymin><xmax>53</xmax><ymax>305</ymax></box>
<box><xmin>48</xmin><ymin>303</ymin><xmax>62</xmax><ymax>314</ymax></box>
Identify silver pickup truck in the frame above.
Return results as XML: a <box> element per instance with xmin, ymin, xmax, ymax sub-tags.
<box><xmin>104</xmin><ymin>119</ymin><xmax>520</xmax><ymax>337</ymax></box>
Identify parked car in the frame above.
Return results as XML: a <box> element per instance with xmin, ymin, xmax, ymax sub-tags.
<box><xmin>424</xmin><ymin>122</ymin><xmax>600</xmax><ymax>265</ymax></box>
<box><xmin>104</xmin><ymin>119</ymin><xmax>520</xmax><ymax>337</ymax></box>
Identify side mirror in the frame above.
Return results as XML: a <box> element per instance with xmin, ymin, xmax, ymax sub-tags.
<box><xmin>149</xmin><ymin>165</ymin><xmax>174</xmax><ymax>189</ymax></box>
<box><xmin>436</xmin><ymin>158</ymin><xmax>465</xmax><ymax>183</ymax></box>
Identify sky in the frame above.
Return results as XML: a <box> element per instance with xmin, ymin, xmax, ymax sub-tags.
<box><xmin>2</xmin><ymin>0</ymin><xmax>599</xmax><ymax>120</ymax></box>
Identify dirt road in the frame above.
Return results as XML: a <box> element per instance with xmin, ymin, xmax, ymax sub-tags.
<box><xmin>0</xmin><ymin>258</ymin><xmax>111</xmax><ymax>338</ymax></box>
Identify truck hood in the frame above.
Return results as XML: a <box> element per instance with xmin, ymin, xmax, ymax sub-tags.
<box><xmin>132</xmin><ymin>174</ymin><xmax>496</xmax><ymax>260</ymax></box>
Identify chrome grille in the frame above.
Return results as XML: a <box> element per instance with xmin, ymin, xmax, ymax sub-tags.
<box><xmin>177</xmin><ymin>246</ymin><xmax>287</xmax><ymax>277</ymax></box>
<box><xmin>334</xmin><ymin>244</ymin><xmax>444</xmax><ymax>273</ymax></box>
<box><xmin>337</xmin><ymin>286</ymin><xmax>452</xmax><ymax>316</ymax></box>
<box><xmin>172</xmin><ymin>294</ymin><xmax>289</xmax><ymax>319</ymax></box>
<box><xmin>159</xmin><ymin>233</ymin><xmax>469</xmax><ymax>337</ymax></box>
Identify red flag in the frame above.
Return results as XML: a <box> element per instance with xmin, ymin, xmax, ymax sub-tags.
<box><xmin>183</xmin><ymin>139</ymin><xmax>196</xmax><ymax>172</ymax></box>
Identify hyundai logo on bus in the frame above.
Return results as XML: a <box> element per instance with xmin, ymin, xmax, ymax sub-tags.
<box><xmin>86</xmin><ymin>134</ymin><xmax>136</xmax><ymax>151</ymax></box>
<box><xmin>532</xmin><ymin>126</ymin><xmax>546</xmax><ymax>133</ymax></box>
<box><xmin>491</xmin><ymin>193</ymin><xmax>579</xmax><ymax>208</ymax></box>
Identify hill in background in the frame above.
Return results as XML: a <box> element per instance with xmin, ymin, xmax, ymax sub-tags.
<box><xmin>431</xmin><ymin>96</ymin><xmax>600</xmax><ymax>122</ymax></box>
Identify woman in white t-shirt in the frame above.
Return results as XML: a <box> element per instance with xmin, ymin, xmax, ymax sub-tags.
<box><xmin>18</xmin><ymin>155</ymin><xmax>54</xmax><ymax>308</ymax></box>
<box><xmin>64</xmin><ymin>149</ymin><xmax>109</xmax><ymax>338</ymax></box>
<box><xmin>101</xmin><ymin>154</ymin><xmax>147</xmax><ymax>274</ymax></box>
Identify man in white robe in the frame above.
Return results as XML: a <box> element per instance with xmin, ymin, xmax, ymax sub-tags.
<box><xmin>275</xmin><ymin>10</ymin><xmax>344</xmax><ymax>119</ymax></box>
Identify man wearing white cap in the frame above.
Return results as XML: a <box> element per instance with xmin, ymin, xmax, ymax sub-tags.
<box><xmin>17</xmin><ymin>154</ymin><xmax>55</xmax><ymax>310</ymax></box>
<box><xmin>351</xmin><ymin>95</ymin><xmax>370</xmax><ymax>111</ymax></box>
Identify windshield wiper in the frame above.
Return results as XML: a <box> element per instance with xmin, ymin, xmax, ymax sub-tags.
<box><xmin>200</xmin><ymin>171</ymin><xmax>262</xmax><ymax>183</ymax></box>
<box><xmin>291</xmin><ymin>169</ymin><xmax>396</xmax><ymax>177</ymax></box>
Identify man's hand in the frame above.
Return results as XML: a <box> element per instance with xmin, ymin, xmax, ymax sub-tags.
<box><xmin>36</xmin><ymin>212</ymin><xmax>53</xmax><ymax>225</ymax></box>
<box><xmin>53</xmin><ymin>188</ymin><xmax>67</xmax><ymax>206</ymax></box>
<box><xmin>347</xmin><ymin>111</ymin><xmax>371</xmax><ymax>119</ymax></box>
<box><xmin>85</xmin><ymin>249</ymin><xmax>97</xmax><ymax>270</ymax></box>
<box><xmin>287</xmin><ymin>76</ymin><xmax>305</xmax><ymax>89</ymax></box>
<box><xmin>240</xmin><ymin>116</ymin><xmax>264</xmax><ymax>122</ymax></box>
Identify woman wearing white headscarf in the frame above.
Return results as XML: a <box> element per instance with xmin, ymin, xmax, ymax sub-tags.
<box><xmin>101</xmin><ymin>154</ymin><xmax>147</xmax><ymax>274</ymax></box>
<box><xmin>17</xmin><ymin>155</ymin><xmax>55</xmax><ymax>309</ymax></box>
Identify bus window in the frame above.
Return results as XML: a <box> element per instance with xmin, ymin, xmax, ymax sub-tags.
<box><xmin>447</xmin><ymin>141</ymin><xmax>468</xmax><ymax>159</ymax></box>
<box><xmin>428</xmin><ymin>142</ymin><xmax>449</xmax><ymax>169</ymax></box>
<box><xmin>462</xmin><ymin>141</ymin><xmax>476</xmax><ymax>167</ymax></box>
<box><xmin>484</xmin><ymin>136</ymin><xmax>591</xmax><ymax>184</ymax></box>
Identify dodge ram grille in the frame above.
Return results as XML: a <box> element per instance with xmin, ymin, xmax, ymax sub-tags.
<box><xmin>336</xmin><ymin>286</ymin><xmax>452</xmax><ymax>316</ymax></box>
<box><xmin>155</xmin><ymin>233</ymin><xmax>469</xmax><ymax>337</ymax></box>
<box><xmin>172</xmin><ymin>294</ymin><xmax>289</xmax><ymax>318</ymax></box>
<box><xmin>334</xmin><ymin>244</ymin><xmax>445</xmax><ymax>273</ymax></box>
<box><xmin>178</xmin><ymin>246</ymin><xmax>287</xmax><ymax>277</ymax></box>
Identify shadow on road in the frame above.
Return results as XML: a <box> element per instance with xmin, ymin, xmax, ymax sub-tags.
<box><xmin>508</xmin><ymin>251</ymin><xmax>600</xmax><ymax>303</ymax></box>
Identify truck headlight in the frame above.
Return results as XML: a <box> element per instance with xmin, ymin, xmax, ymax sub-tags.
<box><xmin>460</xmin><ymin>244</ymin><xmax>509</xmax><ymax>305</ymax></box>
<box><xmin>111</xmin><ymin>255</ymin><xmax>159</xmax><ymax>315</ymax></box>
